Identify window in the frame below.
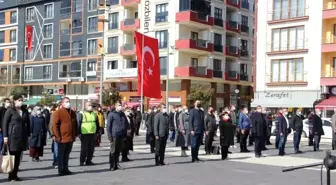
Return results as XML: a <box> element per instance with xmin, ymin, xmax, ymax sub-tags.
<box><xmin>108</xmin><ymin>37</ymin><xmax>118</xmax><ymax>53</ymax></box>
<box><xmin>273</xmin><ymin>0</ymin><xmax>305</xmax><ymax>20</ymax></box>
<box><xmin>26</xmin><ymin>7</ymin><xmax>35</xmax><ymax>22</ymax></box>
<box><xmin>241</xmin><ymin>39</ymin><xmax>248</xmax><ymax>56</ymax></box>
<box><xmin>10</xmin><ymin>30</ymin><xmax>16</xmax><ymax>42</ymax></box>
<box><xmin>25</xmin><ymin>67</ymin><xmax>33</xmax><ymax>80</ymax></box>
<box><xmin>9</xmin><ymin>49</ymin><xmax>16</xmax><ymax>61</ymax></box>
<box><xmin>88</xmin><ymin>39</ymin><xmax>97</xmax><ymax>55</ymax></box>
<box><xmin>108</xmin><ymin>13</ymin><xmax>119</xmax><ymax>30</ymax></box>
<box><xmin>60</xmin><ymin>42</ymin><xmax>70</xmax><ymax>56</ymax></box>
<box><xmin>323</xmin><ymin>120</ymin><xmax>332</xmax><ymax>127</ymax></box>
<box><xmin>333</xmin><ymin>58</ymin><xmax>336</xmax><ymax>72</ymax></box>
<box><xmin>43</xmin><ymin>24</ymin><xmax>53</xmax><ymax>39</ymax></box>
<box><xmin>241</xmin><ymin>15</ymin><xmax>248</xmax><ymax>26</ymax></box>
<box><xmin>72</xmin><ymin>19</ymin><xmax>82</xmax><ymax>33</ymax></box>
<box><xmin>109</xmin><ymin>0</ymin><xmax>119</xmax><ymax>5</ymax></box>
<box><xmin>191</xmin><ymin>32</ymin><xmax>198</xmax><ymax>40</ymax></box>
<box><xmin>107</xmin><ymin>61</ymin><xmax>118</xmax><ymax>70</ymax></box>
<box><xmin>272</xmin><ymin>26</ymin><xmax>304</xmax><ymax>51</ymax></box>
<box><xmin>25</xmin><ymin>47</ymin><xmax>34</xmax><ymax>60</ymax></box>
<box><xmin>160</xmin><ymin>57</ymin><xmax>167</xmax><ymax>75</ymax></box>
<box><xmin>0</xmin><ymin>12</ymin><xmax>4</xmax><ymax>25</ymax></box>
<box><xmin>128</xmin><ymin>61</ymin><xmax>137</xmax><ymax>68</ymax></box>
<box><xmin>87</xmin><ymin>61</ymin><xmax>96</xmax><ymax>71</ymax></box>
<box><xmin>155</xmin><ymin>30</ymin><xmax>168</xmax><ymax>49</ymax></box>
<box><xmin>43</xmin><ymin>65</ymin><xmax>52</xmax><ymax>79</ymax></box>
<box><xmin>88</xmin><ymin>0</ymin><xmax>98</xmax><ymax>11</ymax></box>
<box><xmin>271</xmin><ymin>58</ymin><xmax>304</xmax><ymax>82</ymax></box>
<box><xmin>60</xmin><ymin>0</ymin><xmax>71</xmax><ymax>14</ymax></box>
<box><xmin>214</xmin><ymin>8</ymin><xmax>222</xmax><ymax>19</ymax></box>
<box><xmin>73</xmin><ymin>0</ymin><xmax>83</xmax><ymax>12</ymax></box>
<box><xmin>240</xmin><ymin>64</ymin><xmax>247</xmax><ymax>74</ymax></box>
<box><xmin>43</xmin><ymin>44</ymin><xmax>52</xmax><ymax>59</ymax></box>
<box><xmin>45</xmin><ymin>3</ymin><xmax>54</xmax><ymax>18</ymax></box>
<box><xmin>10</xmin><ymin>11</ymin><xmax>17</xmax><ymax>24</ymax></box>
<box><xmin>191</xmin><ymin>58</ymin><xmax>198</xmax><ymax>67</ymax></box>
<box><xmin>60</xmin><ymin>21</ymin><xmax>70</xmax><ymax>35</ymax></box>
<box><xmin>156</xmin><ymin>3</ymin><xmax>168</xmax><ymax>23</ymax></box>
<box><xmin>214</xmin><ymin>33</ymin><xmax>222</xmax><ymax>52</ymax></box>
<box><xmin>25</xmin><ymin>65</ymin><xmax>52</xmax><ymax>80</ymax></box>
<box><xmin>0</xmin><ymin>31</ymin><xmax>4</xmax><ymax>43</ymax></box>
<box><xmin>88</xmin><ymin>17</ymin><xmax>98</xmax><ymax>33</ymax></box>
<box><xmin>213</xmin><ymin>59</ymin><xmax>221</xmax><ymax>71</ymax></box>
<box><xmin>0</xmin><ymin>49</ymin><xmax>3</xmax><ymax>62</ymax></box>
<box><xmin>72</xmin><ymin>41</ymin><xmax>83</xmax><ymax>56</ymax></box>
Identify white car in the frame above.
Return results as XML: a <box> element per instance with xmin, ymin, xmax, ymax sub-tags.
<box><xmin>271</xmin><ymin>118</ymin><xmax>332</xmax><ymax>138</ymax></box>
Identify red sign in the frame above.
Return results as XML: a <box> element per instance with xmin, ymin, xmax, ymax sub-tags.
<box><xmin>94</xmin><ymin>87</ymin><xmax>100</xmax><ymax>93</ymax></box>
<box><xmin>26</xmin><ymin>25</ymin><xmax>33</xmax><ymax>52</ymax></box>
<box><xmin>58</xmin><ymin>89</ymin><xmax>64</xmax><ymax>95</ymax></box>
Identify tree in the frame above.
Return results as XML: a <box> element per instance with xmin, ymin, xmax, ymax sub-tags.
<box><xmin>187</xmin><ymin>85</ymin><xmax>215</xmax><ymax>107</ymax></box>
<box><xmin>102</xmin><ymin>87</ymin><xmax>121</xmax><ymax>106</ymax></box>
<box><xmin>9</xmin><ymin>86</ymin><xmax>28</xmax><ymax>97</ymax></box>
<box><xmin>39</xmin><ymin>95</ymin><xmax>57</xmax><ymax>105</ymax></box>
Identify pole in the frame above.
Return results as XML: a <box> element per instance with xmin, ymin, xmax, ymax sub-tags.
<box><xmin>166</xmin><ymin>32</ymin><xmax>169</xmax><ymax>112</ymax></box>
<box><xmin>140</xmin><ymin>34</ymin><xmax>145</xmax><ymax>114</ymax></box>
<box><xmin>327</xmin><ymin>169</ymin><xmax>331</xmax><ymax>185</ymax></box>
<box><xmin>99</xmin><ymin>13</ymin><xmax>106</xmax><ymax>106</ymax></box>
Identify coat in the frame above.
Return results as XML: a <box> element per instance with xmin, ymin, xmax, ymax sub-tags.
<box><xmin>107</xmin><ymin>111</ymin><xmax>127</xmax><ymax>138</ymax></box>
<box><xmin>189</xmin><ymin>108</ymin><xmax>205</xmax><ymax>134</ymax></box>
<box><xmin>204</xmin><ymin>113</ymin><xmax>217</xmax><ymax>132</ymax></box>
<box><xmin>29</xmin><ymin>115</ymin><xmax>47</xmax><ymax>148</ymax></box>
<box><xmin>251</xmin><ymin>112</ymin><xmax>267</xmax><ymax>137</ymax></box>
<box><xmin>219</xmin><ymin>119</ymin><xmax>234</xmax><ymax>147</ymax></box>
<box><xmin>176</xmin><ymin>112</ymin><xmax>191</xmax><ymax>147</ymax></box>
<box><xmin>146</xmin><ymin>112</ymin><xmax>155</xmax><ymax>134</ymax></box>
<box><xmin>52</xmin><ymin>108</ymin><xmax>78</xmax><ymax>143</ymax></box>
<box><xmin>154</xmin><ymin>112</ymin><xmax>169</xmax><ymax>138</ymax></box>
<box><xmin>312</xmin><ymin>114</ymin><xmax>324</xmax><ymax>136</ymax></box>
<box><xmin>2</xmin><ymin>107</ymin><xmax>30</xmax><ymax>152</ymax></box>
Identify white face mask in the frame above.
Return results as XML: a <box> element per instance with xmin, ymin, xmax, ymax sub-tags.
<box><xmin>297</xmin><ymin>112</ymin><xmax>301</xmax><ymax>115</ymax></box>
<box><xmin>36</xmin><ymin>110</ymin><xmax>41</xmax><ymax>115</ymax></box>
<box><xmin>162</xmin><ymin>108</ymin><xmax>167</xmax><ymax>113</ymax></box>
<box><xmin>15</xmin><ymin>101</ymin><xmax>23</xmax><ymax>107</ymax></box>
<box><xmin>154</xmin><ymin>109</ymin><xmax>158</xmax><ymax>112</ymax></box>
<box><xmin>87</xmin><ymin>106</ymin><xmax>93</xmax><ymax>111</ymax></box>
<box><xmin>64</xmin><ymin>102</ymin><xmax>71</xmax><ymax>109</ymax></box>
<box><xmin>4</xmin><ymin>102</ymin><xmax>10</xmax><ymax>108</ymax></box>
<box><xmin>28</xmin><ymin>109</ymin><xmax>32</xmax><ymax>113</ymax></box>
<box><xmin>116</xmin><ymin>106</ymin><xmax>122</xmax><ymax>111</ymax></box>
<box><xmin>185</xmin><ymin>109</ymin><xmax>188</xmax><ymax>113</ymax></box>
<box><xmin>284</xmin><ymin>112</ymin><xmax>288</xmax><ymax>116</ymax></box>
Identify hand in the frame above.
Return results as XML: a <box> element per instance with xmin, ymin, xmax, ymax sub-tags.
<box><xmin>280</xmin><ymin>133</ymin><xmax>283</xmax><ymax>136</ymax></box>
<box><xmin>182</xmin><ymin>130</ymin><xmax>185</xmax><ymax>135</ymax></box>
<box><xmin>55</xmin><ymin>137</ymin><xmax>61</xmax><ymax>143</ymax></box>
<box><xmin>108</xmin><ymin>137</ymin><xmax>113</xmax><ymax>142</ymax></box>
<box><xmin>52</xmin><ymin>136</ymin><xmax>56</xmax><ymax>140</ymax></box>
<box><xmin>4</xmin><ymin>138</ymin><xmax>8</xmax><ymax>145</ymax></box>
<box><xmin>155</xmin><ymin>136</ymin><xmax>159</xmax><ymax>140</ymax></box>
<box><xmin>191</xmin><ymin>131</ymin><xmax>195</xmax><ymax>136</ymax></box>
<box><xmin>205</xmin><ymin>131</ymin><xmax>209</xmax><ymax>136</ymax></box>
<box><xmin>127</xmin><ymin>129</ymin><xmax>131</xmax><ymax>135</ymax></box>
<box><xmin>241</xmin><ymin>130</ymin><xmax>245</xmax><ymax>134</ymax></box>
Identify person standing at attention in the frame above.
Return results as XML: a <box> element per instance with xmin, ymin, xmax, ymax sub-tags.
<box><xmin>238</xmin><ymin>106</ymin><xmax>251</xmax><ymax>153</ymax></box>
<box><xmin>52</xmin><ymin>97</ymin><xmax>78</xmax><ymax>176</ymax></box>
<box><xmin>291</xmin><ymin>108</ymin><xmax>304</xmax><ymax>154</ymax></box>
<box><xmin>154</xmin><ymin>103</ymin><xmax>169</xmax><ymax>166</ymax></box>
<box><xmin>189</xmin><ymin>100</ymin><xmax>205</xmax><ymax>162</ymax></box>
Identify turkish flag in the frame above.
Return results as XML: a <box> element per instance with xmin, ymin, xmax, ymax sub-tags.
<box><xmin>26</xmin><ymin>25</ymin><xmax>33</xmax><ymax>52</ymax></box>
<box><xmin>135</xmin><ymin>31</ymin><xmax>161</xmax><ymax>99</ymax></box>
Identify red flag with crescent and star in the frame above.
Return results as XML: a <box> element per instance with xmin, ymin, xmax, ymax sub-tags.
<box><xmin>135</xmin><ymin>31</ymin><xmax>161</xmax><ymax>99</ymax></box>
<box><xmin>26</xmin><ymin>25</ymin><xmax>33</xmax><ymax>52</ymax></box>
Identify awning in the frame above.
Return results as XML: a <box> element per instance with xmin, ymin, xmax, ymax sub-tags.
<box><xmin>316</xmin><ymin>97</ymin><xmax>336</xmax><ymax>110</ymax></box>
<box><xmin>24</xmin><ymin>98</ymin><xmax>41</xmax><ymax>105</ymax></box>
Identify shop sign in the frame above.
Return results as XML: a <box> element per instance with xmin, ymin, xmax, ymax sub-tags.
<box><xmin>264</xmin><ymin>92</ymin><xmax>290</xmax><ymax>99</ymax></box>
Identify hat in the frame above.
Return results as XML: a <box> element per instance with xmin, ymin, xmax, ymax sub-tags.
<box><xmin>13</xmin><ymin>95</ymin><xmax>22</xmax><ymax>101</ymax></box>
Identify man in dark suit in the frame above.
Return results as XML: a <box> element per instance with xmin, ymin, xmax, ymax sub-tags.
<box><xmin>250</xmin><ymin>106</ymin><xmax>267</xmax><ymax>158</ymax></box>
<box><xmin>189</xmin><ymin>100</ymin><xmax>205</xmax><ymax>162</ymax></box>
<box><xmin>154</xmin><ymin>103</ymin><xmax>169</xmax><ymax>166</ymax></box>
<box><xmin>146</xmin><ymin>107</ymin><xmax>155</xmax><ymax>153</ymax></box>
<box><xmin>312</xmin><ymin>108</ymin><xmax>324</xmax><ymax>151</ymax></box>
<box><xmin>204</xmin><ymin>107</ymin><xmax>216</xmax><ymax>155</ymax></box>
<box><xmin>135</xmin><ymin>107</ymin><xmax>142</xmax><ymax>136</ymax></box>
<box><xmin>278</xmin><ymin>107</ymin><xmax>289</xmax><ymax>156</ymax></box>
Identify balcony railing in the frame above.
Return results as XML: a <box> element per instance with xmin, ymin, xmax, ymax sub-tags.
<box><xmin>268</xmin><ymin>39</ymin><xmax>308</xmax><ymax>53</ymax></box>
<box><xmin>266</xmin><ymin>72</ymin><xmax>308</xmax><ymax>84</ymax></box>
<box><xmin>213</xmin><ymin>70</ymin><xmax>223</xmax><ymax>78</ymax></box>
<box><xmin>195</xmin><ymin>66</ymin><xmax>207</xmax><ymax>75</ymax></box>
<box><xmin>214</xmin><ymin>44</ymin><xmax>223</xmax><ymax>52</ymax></box>
<box><xmin>0</xmin><ymin>75</ymin><xmax>7</xmax><ymax>84</ymax></box>
<box><xmin>59</xmin><ymin>71</ymin><xmax>81</xmax><ymax>78</ymax></box>
<box><xmin>11</xmin><ymin>74</ymin><xmax>20</xmax><ymax>84</ymax></box>
<box><xmin>124</xmin><ymin>19</ymin><xmax>137</xmax><ymax>26</ymax></box>
<box><xmin>269</xmin><ymin>6</ymin><xmax>309</xmax><ymax>22</ymax></box>
<box><xmin>227</xmin><ymin>70</ymin><xmax>238</xmax><ymax>78</ymax></box>
<box><xmin>197</xmin><ymin>12</ymin><xmax>207</xmax><ymax>21</ymax></box>
<box><xmin>324</xmin><ymin>2</ymin><xmax>336</xmax><ymax>10</ymax></box>
<box><xmin>240</xmin><ymin>49</ymin><xmax>248</xmax><ymax>57</ymax></box>
<box><xmin>226</xmin><ymin>46</ymin><xmax>239</xmax><ymax>55</ymax></box>
<box><xmin>226</xmin><ymin>20</ymin><xmax>239</xmax><ymax>30</ymax></box>
<box><xmin>241</xmin><ymin>25</ymin><xmax>249</xmax><ymax>33</ymax></box>
<box><xmin>214</xmin><ymin>18</ymin><xmax>223</xmax><ymax>27</ymax></box>
<box><xmin>322</xmin><ymin>36</ymin><xmax>336</xmax><ymax>44</ymax></box>
<box><xmin>321</xmin><ymin>71</ymin><xmax>336</xmax><ymax>78</ymax></box>
<box><xmin>240</xmin><ymin>73</ymin><xmax>248</xmax><ymax>81</ymax></box>
<box><xmin>227</xmin><ymin>0</ymin><xmax>240</xmax><ymax>7</ymax></box>
<box><xmin>195</xmin><ymin>39</ymin><xmax>208</xmax><ymax>48</ymax></box>
<box><xmin>122</xmin><ymin>44</ymin><xmax>135</xmax><ymax>51</ymax></box>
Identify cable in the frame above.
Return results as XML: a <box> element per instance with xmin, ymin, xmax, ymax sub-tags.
<box><xmin>320</xmin><ymin>164</ymin><xmax>323</xmax><ymax>185</ymax></box>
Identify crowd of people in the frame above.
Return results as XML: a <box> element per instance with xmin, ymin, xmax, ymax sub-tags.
<box><xmin>0</xmin><ymin>94</ymin><xmax>335</xmax><ymax>182</ymax></box>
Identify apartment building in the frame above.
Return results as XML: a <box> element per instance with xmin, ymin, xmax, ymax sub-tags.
<box><xmin>0</xmin><ymin>0</ymin><xmax>254</xmax><ymax>109</ymax></box>
<box><xmin>252</xmin><ymin>0</ymin><xmax>323</xmax><ymax>110</ymax></box>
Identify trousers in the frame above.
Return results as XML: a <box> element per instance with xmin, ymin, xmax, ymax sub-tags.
<box><xmin>80</xmin><ymin>134</ymin><xmax>95</xmax><ymax>163</ymax></box>
<box><xmin>109</xmin><ymin>137</ymin><xmax>124</xmax><ymax>168</ymax></box>
<box><xmin>155</xmin><ymin>136</ymin><xmax>167</xmax><ymax>164</ymax></box>
<box><xmin>58</xmin><ymin>142</ymin><xmax>73</xmax><ymax>173</ymax></box>
<box><xmin>8</xmin><ymin>151</ymin><xmax>22</xmax><ymax>179</ymax></box>
<box><xmin>204</xmin><ymin>131</ymin><xmax>215</xmax><ymax>153</ymax></box>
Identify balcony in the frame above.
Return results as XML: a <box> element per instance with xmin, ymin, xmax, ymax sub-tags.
<box><xmin>240</xmin><ymin>49</ymin><xmax>249</xmax><ymax>57</ymax></box>
<box><xmin>214</xmin><ymin>18</ymin><xmax>224</xmax><ymax>27</ymax></box>
<box><xmin>267</xmin><ymin>39</ymin><xmax>309</xmax><ymax>55</ymax></box>
<box><xmin>174</xmin><ymin>66</ymin><xmax>213</xmax><ymax>78</ymax></box>
<box><xmin>322</xmin><ymin>37</ymin><xmax>336</xmax><ymax>52</ymax></box>
<box><xmin>240</xmin><ymin>73</ymin><xmax>248</xmax><ymax>81</ymax></box>
<box><xmin>11</xmin><ymin>74</ymin><xmax>20</xmax><ymax>84</ymax></box>
<box><xmin>213</xmin><ymin>70</ymin><xmax>223</xmax><ymax>78</ymax></box>
<box><xmin>225</xmin><ymin>71</ymin><xmax>239</xmax><ymax>81</ymax></box>
<box><xmin>241</xmin><ymin>25</ymin><xmax>249</xmax><ymax>33</ymax></box>
<box><xmin>175</xmin><ymin>39</ymin><xmax>214</xmax><ymax>54</ymax></box>
<box><xmin>226</xmin><ymin>0</ymin><xmax>241</xmax><ymax>8</ymax></box>
<box><xmin>226</xmin><ymin>20</ymin><xmax>240</xmax><ymax>33</ymax></box>
<box><xmin>121</xmin><ymin>0</ymin><xmax>140</xmax><ymax>7</ymax></box>
<box><xmin>105</xmin><ymin>68</ymin><xmax>137</xmax><ymax>79</ymax></box>
<box><xmin>268</xmin><ymin>6</ymin><xmax>309</xmax><ymax>24</ymax></box>
<box><xmin>176</xmin><ymin>10</ymin><xmax>214</xmax><ymax>28</ymax></box>
<box><xmin>266</xmin><ymin>72</ymin><xmax>308</xmax><ymax>86</ymax></box>
<box><xmin>214</xmin><ymin>44</ymin><xmax>223</xmax><ymax>52</ymax></box>
<box><xmin>120</xmin><ymin>44</ymin><xmax>136</xmax><ymax>56</ymax></box>
<box><xmin>0</xmin><ymin>75</ymin><xmax>7</xmax><ymax>84</ymax></box>
<box><xmin>120</xmin><ymin>19</ymin><xmax>140</xmax><ymax>32</ymax></box>
<box><xmin>86</xmin><ymin>71</ymin><xmax>97</xmax><ymax>77</ymax></box>
<box><xmin>323</xmin><ymin>2</ymin><xmax>336</xmax><ymax>19</ymax></box>
<box><xmin>225</xmin><ymin>46</ymin><xmax>240</xmax><ymax>57</ymax></box>
<box><xmin>321</xmin><ymin>70</ymin><xmax>336</xmax><ymax>86</ymax></box>
<box><xmin>59</xmin><ymin>71</ymin><xmax>81</xmax><ymax>78</ymax></box>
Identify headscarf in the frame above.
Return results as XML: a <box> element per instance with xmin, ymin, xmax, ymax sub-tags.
<box><xmin>32</xmin><ymin>106</ymin><xmax>43</xmax><ymax>117</ymax></box>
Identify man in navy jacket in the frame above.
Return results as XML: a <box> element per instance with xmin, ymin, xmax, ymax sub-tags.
<box><xmin>238</xmin><ymin>106</ymin><xmax>251</xmax><ymax>153</ymax></box>
<box><xmin>189</xmin><ymin>100</ymin><xmax>204</xmax><ymax>162</ymax></box>
<box><xmin>278</xmin><ymin>107</ymin><xmax>289</xmax><ymax>156</ymax></box>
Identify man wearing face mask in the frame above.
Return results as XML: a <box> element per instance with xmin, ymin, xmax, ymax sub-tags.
<box><xmin>312</xmin><ymin>108</ymin><xmax>324</xmax><ymax>151</ymax></box>
<box><xmin>146</xmin><ymin>107</ymin><xmax>156</xmax><ymax>153</ymax></box>
<box><xmin>77</xmin><ymin>102</ymin><xmax>99</xmax><ymax>166</ymax></box>
<box><xmin>95</xmin><ymin>106</ymin><xmax>105</xmax><ymax>147</ymax></box>
<box><xmin>238</xmin><ymin>106</ymin><xmax>251</xmax><ymax>153</ymax></box>
<box><xmin>52</xmin><ymin>97</ymin><xmax>78</xmax><ymax>176</ymax></box>
<box><xmin>291</xmin><ymin>108</ymin><xmax>304</xmax><ymax>154</ymax></box>
<box><xmin>107</xmin><ymin>102</ymin><xmax>127</xmax><ymax>171</ymax></box>
<box><xmin>0</xmin><ymin>98</ymin><xmax>11</xmax><ymax>151</ymax></box>
<box><xmin>204</xmin><ymin>107</ymin><xmax>216</xmax><ymax>155</ymax></box>
<box><xmin>154</xmin><ymin>103</ymin><xmax>169</xmax><ymax>166</ymax></box>
<box><xmin>135</xmin><ymin>106</ymin><xmax>142</xmax><ymax>136</ymax></box>
<box><xmin>278</xmin><ymin>107</ymin><xmax>289</xmax><ymax>156</ymax></box>
<box><xmin>189</xmin><ymin>100</ymin><xmax>205</xmax><ymax>162</ymax></box>
<box><xmin>250</xmin><ymin>105</ymin><xmax>267</xmax><ymax>158</ymax></box>
<box><xmin>122</xmin><ymin>108</ymin><xmax>133</xmax><ymax>162</ymax></box>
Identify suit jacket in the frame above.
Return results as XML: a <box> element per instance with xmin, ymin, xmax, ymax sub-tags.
<box><xmin>189</xmin><ymin>108</ymin><xmax>205</xmax><ymax>134</ymax></box>
<box><xmin>146</xmin><ymin>112</ymin><xmax>155</xmax><ymax>134</ymax></box>
<box><xmin>154</xmin><ymin>112</ymin><xmax>169</xmax><ymax>137</ymax></box>
<box><xmin>278</xmin><ymin>114</ymin><xmax>288</xmax><ymax>135</ymax></box>
<box><xmin>312</xmin><ymin>114</ymin><xmax>324</xmax><ymax>136</ymax></box>
<box><xmin>52</xmin><ymin>108</ymin><xmax>78</xmax><ymax>143</ymax></box>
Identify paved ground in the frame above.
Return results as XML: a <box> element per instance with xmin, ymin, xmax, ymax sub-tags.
<box><xmin>1</xmin><ymin>131</ymin><xmax>336</xmax><ymax>185</ymax></box>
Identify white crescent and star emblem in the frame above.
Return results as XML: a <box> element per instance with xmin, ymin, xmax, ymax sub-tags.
<box><xmin>142</xmin><ymin>46</ymin><xmax>155</xmax><ymax>76</ymax></box>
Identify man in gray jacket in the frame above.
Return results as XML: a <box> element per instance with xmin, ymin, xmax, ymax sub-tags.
<box><xmin>154</xmin><ymin>103</ymin><xmax>169</xmax><ymax>166</ymax></box>
<box><xmin>332</xmin><ymin>108</ymin><xmax>336</xmax><ymax>150</ymax></box>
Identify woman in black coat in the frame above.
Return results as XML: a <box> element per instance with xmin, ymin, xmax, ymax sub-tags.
<box><xmin>29</xmin><ymin>106</ymin><xmax>47</xmax><ymax>162</ymax></box>
<box><xmin>219</xmin><ymin>112</ymin><xmax>234</xmax><ymax>160</ymax></box>
<box><xmin>2</xmin><ymin>95</ymin><xmax>30</xmax><ymax>181</ymax></box>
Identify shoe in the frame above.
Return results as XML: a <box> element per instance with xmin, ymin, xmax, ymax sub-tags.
<box><xmin>240</xmin><ymin>150</ymin><xmax>250</xmax><ymax>153</ymax></box>
<box><xmin>64</xmin><ymin>170</ymin><xmax>73</xmax><ymax>175</ymax></box>
<box><xmin>196</xmin><ymin>158</ymin><xmax>203</xmax><ymax>162</ymax></box>
<box><xmin>228</xmin><ymin>151</ymin><xmax>232</xmax><ymax>154</ymax></box>
<box><xmin>79</xmin><ymin>162</ymin><xmax>85</xmax><ymax>166</ymax></box>
<box><xmin>266</xmin><ymin>142</ymin><xmax>272</xmax><ymax>145</ymax></box>
<box><xmin>262</xmin><ymin>148</ymin><xmax>268</xmax><ymax>151</ymax></box>
<box><xmin>160</xmin><ymin>162</ymin><xmax>166</xmax><ymax>166</ymax></box>
<box><xmin>150</xmin><ymin>150</ymin><xmax>155</xmax><ymax>153</ymax></box>
<box><xmin>86</xmin><ymin>161</ymin><xmax>95</xmax><ymax>166</ymax></box>
<box><xmin>181</xmin><ymin>150</ymin><xmax>187</xmax><ymax>157</ymax></box>
<box><xmin>114</xmin><ymin>164</ymin><xmax>124</xmax><ymax>170</ymax></box>
<box><xmin>295</xmin><ymin>150</ymin><xmax>303</xmax><ymax>154</ymax></box>
<box><xmin>255</xmin><ymin>154</ymin><xmax>261</xmax><ymax>158</ymax></box>
<box><xmin>191</xmin><ymin>159</ymin><xmax>196</xmax><ymax>163</ymax></box>
<box><xmin>122</xmin><ymin>158</ymin><xmax>132</xmax><ymax>162</ymax></box>
<box><xmin>32</xmin><ymin>158</ymin><xmax>37</xmax><ymax>162</ymax></box>
<box><xmin>58</xmin><ymin>172</ymin><xmax>66</xmax><ymax>176</ymax></box>
<box><xmin>12</xmin><ymin>177</ymin><xmax>22</xmax><ymax>181</ymax></box>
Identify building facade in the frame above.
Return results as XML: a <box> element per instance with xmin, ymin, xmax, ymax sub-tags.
<box><xmin>0</xmin><ymin>0</ymin><xmax>254</xmax><ymax>110</ymax></box>
<box><xmin>252</xmin><ymin>0</ymin><xmax>323</xmax><ymax>110</ymax></box>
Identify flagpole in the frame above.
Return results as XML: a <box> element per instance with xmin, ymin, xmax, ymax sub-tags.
<box><xmin>140</xmin><ymin>34</ymin><xmax>145</xmax><ymax>115</ymax></box>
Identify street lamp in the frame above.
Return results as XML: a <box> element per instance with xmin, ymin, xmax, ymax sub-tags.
<box><xmin>234</xmin><ymin>89</ymin><xmax>240</xmax><ymax>108</ymax></box>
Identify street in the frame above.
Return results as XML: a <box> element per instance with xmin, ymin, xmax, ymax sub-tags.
<box><xmin>1</xmin><ymin>131</ymin><xmax>335</xmax><ymax>185</ymax></box>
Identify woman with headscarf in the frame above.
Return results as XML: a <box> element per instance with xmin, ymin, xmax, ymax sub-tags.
<box><xmin>177</xmin><ymin>106</ymin><xmax>191</xmax><ymax>157</ymax></box>
<box><xmin>219</xmin><ymin>112</ymin><xmax>234</xmax><ymax>160</ymax></box>
<box><xmin>29</xmin><ymin>106</ymin><xmax>47</xmax><ymax>162</ymax></box>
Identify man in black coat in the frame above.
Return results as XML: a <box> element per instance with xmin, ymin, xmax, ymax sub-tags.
<box><xmin>0</xmin><ymin>98</ymin><xmax>11</xmax><ymax>151</ymax></box>
<box><xmin>312</xmin><ymin>108</ymin><xmax>324</xmax><ymax>151</ymax></box>
<box><xmin>265</xmin><ymin>111</ymin><xmax>273</xmax><ymax>145</ymax></box>
<box><xmin>122</xmin><ymin>108</ymin><xmax>133</xmax><ymax>162</ymax></box>
<box><xmin>135</xmin><ymin>107</ymin><xmax>142</xmax><ymax>136</ymax></box>
<box><xmin>189</xmin><ymin>100</ymin><xmax>205</xmax><ymax>162</ymax></box>
<box><xmin>146</xmin><ymin>107</ymin><xmax>156</xmax><ymax>153</ymax></box>
<box><xmin>168</xmin><ymin>106</ymin><xmax>176</xmax><ymax>143</ymax></box>
<box><xmin>250</xmin><ymin>106</ymin><xmax>267</xmax><ymax>158</ymax></box>
<box><xmin>154</xmin><ymin>103</ymin><xmax>169</xmax><ymax>166</ymax></box>
<box><xmin>204</xmin><ymin>107</ymin><xmax>217</xmax><ymax>155</ymax></box>
<box><xmin>291</xmin><ymin>108</ymin><xmax>304</xmax><ymax>153</ymax></box>
<box><xmin>278</xmin><ymin>107</ymin><xmax>289</xmax><ymax>156</ymax></box>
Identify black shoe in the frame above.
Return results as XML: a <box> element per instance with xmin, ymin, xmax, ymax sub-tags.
<box><xmin>79</xmin><ymin>162</ymin><xmax>85</xmax><ymax>166</ymax></box>
<box><xmin>196</xmin><ymin>158</ymin><xmax>203</xmax><ymax>162</ymax></box>
<box><xmin>58</xmin><ymin>172</ymin><xmax>66</xmax><ymax>176</ymax></box>
<box><xmin>295</xmin><ymin>150</ymin><xmax>303</xmax><ymax>154</ymax></box>
<box><xmin>150</xmin><ymin>150</ymin><xmax>155</xmax><ymax>153</ymax></box>
<box><xmin>266</xmin><ymin>142</ymin><xmax>272</xmax><ymax>145</ymax></box>
<box><xmin>160</xmin><ymin>162</ymin><xmax>166</xmax><ymax>166</ymax></box>
<box><xmin>12</xmin><ymin>177</ymin><xmax>22</xmax><ymax>181</ymax></box>
<box><xmin>64</xmin><ymin>170</ymin><xmax>73</xmax><ymax>175</ymax></box>
<box><xmin>240</xmin><ymin>150</ymin><xmax>250</xmax><ymax>153</ymax></box>
<box><xmin>191</xmin><ymin>159</ymin><xmax>196</xmax><ymax>163</ymax></box>
<box><xmin>228</xmin><ymin>151</ymin><xmax>232</xmax><ymax>154</ymax></box>
<box><xmin>122</xmin><ymin>158</ymin><xmax>132</xmax><ymax>162</ymax></box>
<box><xmin>86</xmin><ymin>161</ymin><xmax>95</xmax><ymax>166</ymax></box>
<box><xmin>255</xmin><ymin>154</ymin><xmax>261</xmax><ymax>158</ymax></box>
<box><xmin>115</xmin><ymin>164</ymin><xmax>124</xmax><ymax>170</ymax></box>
